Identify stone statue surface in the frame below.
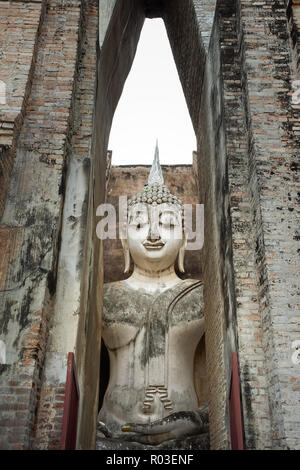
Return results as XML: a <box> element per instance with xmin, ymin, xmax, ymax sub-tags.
<box><xmin>97</xmin><ymin>144</ymin><xmax>209</xmax><ymax>450</ymax></box>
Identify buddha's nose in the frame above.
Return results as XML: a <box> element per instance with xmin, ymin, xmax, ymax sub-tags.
<box><xmin>147</xmin><ymin>222</ymin><xmax>160</xmax><ymax>242</ymax></box>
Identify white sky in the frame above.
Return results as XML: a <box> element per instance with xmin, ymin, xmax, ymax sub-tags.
<box><xmin>108</xmin><ymin>18</ymin><xmax>196</xmax><ymax>166</ymax></box>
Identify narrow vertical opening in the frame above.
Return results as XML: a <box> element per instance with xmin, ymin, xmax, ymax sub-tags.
<box><xmin>108</xmin><ymin>18</ymin><xmax>196</xmax><ymax>166</ymax></box>
<box><xmin>98</xmin><ymin>17</ymin><xmax>207</xmax><ymax>436</ymax></box>
<box><xmin>103</xmin><ymin>18</ymin><xmax>200</xmax><ymax>284</ymax></box>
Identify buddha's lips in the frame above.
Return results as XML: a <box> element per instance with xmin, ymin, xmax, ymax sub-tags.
<box><xmin>143</xmin><ymin>241</ymin><xmax>165</xmax><ymax>249</ymax></box>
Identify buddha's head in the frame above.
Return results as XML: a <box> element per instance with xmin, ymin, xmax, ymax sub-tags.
<box><xmin>121</xmin><ymin>143</ymin><xmax>186</xmax><ymax>274</ymax></box>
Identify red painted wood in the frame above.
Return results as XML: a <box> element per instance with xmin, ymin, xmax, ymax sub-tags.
<box><xmin>60</xmin><ymin>352</ymin><xmax>79</xmax><ymax>450</ymax></box>
<box><xmin>229</xmin><ymin>352</ymin><xmax>244</xmax><ymax>450</ymax></box>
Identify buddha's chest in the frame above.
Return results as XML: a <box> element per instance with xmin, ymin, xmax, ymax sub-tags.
<box><xmin>102</xmin><ymin>282</ymin><xmax>204</xmax><ymax>351</ymax></box>
<box><xmin>102</xmin><ymin>316</ymin><xmax>204</xmax><ymax>352</ymax></box>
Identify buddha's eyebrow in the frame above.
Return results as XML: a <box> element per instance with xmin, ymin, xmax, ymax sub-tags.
<box><xmin>159</xmin><ymin>210</ymin><xmax>180</xmax><ymax>218</ymax></box>
<box><xmin>129</xmin><ymin>211</ymin><xmax>148</xmax><ymax>221</ymax></box>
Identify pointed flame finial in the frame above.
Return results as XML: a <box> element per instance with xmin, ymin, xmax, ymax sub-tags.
<box><xmin>128</xmin><ymin>140</ymin><xmax>183</xmax><ymax>209</ymax></box>
<box><xmin>148</xmin><ymin>139</ymin><xmax>164</xmax><ymax>186</ymax></box>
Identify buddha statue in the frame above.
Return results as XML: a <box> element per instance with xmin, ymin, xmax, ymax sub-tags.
<box><xmin>96</xmin><ymin>144</ymin><xmax>209</xmax><ymax>450</ymax></box>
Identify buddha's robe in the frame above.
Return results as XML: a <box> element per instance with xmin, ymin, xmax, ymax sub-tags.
<box><xmin>98</xmin><ymin>278</ymin><xmax>204</xmax><ymax>434</ymax></box>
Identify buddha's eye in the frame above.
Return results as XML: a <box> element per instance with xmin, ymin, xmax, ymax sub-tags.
<box><xmin>130</xmin><ymin>218</ymin><xmax>148</xmax><ymax>230</ymax></box>
<box><xmin>129</xmin><ymin>212</ymin><xmax>149</xmax><ymax>228</ymax></box>
<box><xmin>160</xmin><ymin>213</ymin><xmax>178</xmax><ymax>227</ymax></box>
<box><xmin>161</xmin><ymin>220</ymin><xmax>175</xmax><ymax>227</ymax></box>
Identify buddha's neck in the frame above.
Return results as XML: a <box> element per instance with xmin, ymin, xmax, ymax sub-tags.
<box><xmin>128</xmin><ymin>264</ymin><xmax>181</xmax><ymax>292</ymax></box>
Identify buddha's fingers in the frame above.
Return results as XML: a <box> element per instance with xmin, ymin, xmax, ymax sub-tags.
<box><xmin>122</xmin><ymin>421</ymin><xmax>173</xmax><ymax>435</ymax></box>
<box><xmin>122</xmin><ymin>410</ymin><xmax>204</xmax><ymax>437</ymax></box>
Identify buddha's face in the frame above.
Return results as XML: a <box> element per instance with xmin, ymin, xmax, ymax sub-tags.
<box><xmin>126</xmin><ymin>203</ymin><xmax>184</xmax><ymax>272</ymax></box>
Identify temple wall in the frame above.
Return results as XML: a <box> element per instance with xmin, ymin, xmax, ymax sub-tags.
<box><xmin>197</xmin><ymin>0</ymin><xmax>273</xmax><ymax>449</ymax></box>
<box><xmin>0</xmin><ymin>0</ymin><xmax>96</xmax><ymax>450</ymax></box>
<box><xmin>238</xmin><ymin>0</ymin><xmax>300</xmax><ymax>449</ymax></box>
<box><xmin>198</xmin><ymin>0</ymin><xmax>300</xmax><ymax>450</ymax></box>
<box><xmin>34</xmin><ymin>1</ymin><xmax>99</xmax><ymax>450</ymax></box>
<box><xmin>0</xmin><ymin>0</ymin><xmax>46</xmax><ymax>217</ymax></box>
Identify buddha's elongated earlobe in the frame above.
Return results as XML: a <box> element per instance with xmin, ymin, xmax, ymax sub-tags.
<box><xmin>178</xmin><ymin>230</ymin><xmax>187</xmax><ymax>273</ymax></box>
<box><xmin>121</xmin><ymin>237</ymin><xmax>131</xmax><ymax>274</ymax></box>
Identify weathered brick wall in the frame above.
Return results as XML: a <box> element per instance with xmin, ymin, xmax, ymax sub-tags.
<box><xmin>0</xmin><ymin>0</ymin><xmax>46</xmax><ymax>217</ymax></box>
<box><xmin>239</xmin><ymin>0</ymin><xmax>300</xmax><ymax>450</ymax></box>
<box><xmin>192</xmin><ymin>0</ymin><xmax>217</xmax><ymax>51</ymax></box>
<box><xmin>212</xmin><ymin>0</ymin><xmax>274</xmax><ymax>449</ymax></box>
<box><xmin>197</xmin><ymin>0</ymin><xmax>300</xmax><ymax>450</ymax></box>
<box><xmin>32</xmin><ymin>0</ymin><xmax>99</xmax><ymax>451</ymax></box>
<box><xmin>69</xmin><ymin>1</ymin><xmax>99</xmax><ymax>451</ymax></box>
<box><xmin>218</xmin><ymin>0</ymin><xmax>274</xmax><ymax>449</ymax></box>
<box><xmin>34</xmin><ymin>1</ymin><xmax>98</xmax><ymax>451</ymax></box>
<box><xmin>0</xmin><ymin>0</ymin><xmax>83</xmax><ymax>450</ymax></box>
<box><xmin>196</xmin><ymin>6</ymin><xmax>233</xmax><ymax>450</ymax></box>
<box><xmin>0</xmin><ymin>304</ymin><xmax>52</xmax><ymax>449</ymax></box>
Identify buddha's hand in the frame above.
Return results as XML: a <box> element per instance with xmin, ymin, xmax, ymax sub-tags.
<box><xmin>120</xmin><ymin>405</ymin><xmax>209</xmax><ymax>445</ymax></box>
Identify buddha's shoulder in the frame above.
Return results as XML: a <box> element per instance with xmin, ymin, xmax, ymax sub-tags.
<box><xmin>178</xmin><ymin>278</ymin><xmax>203</xmax><ymax>296</ymax></box>
<box><xmin>172</xmin><ymin>278</ymin><xmax>203</xmax><ymax>311</ymax></box>
<box><xmin>103</xmin><ymin>280</ymin><xmax>128</xmax><ymax>294</ymax></box>
<box><xmin>180</xmin><ymin>278</ymin><xmax>203</xmax><ymax>287</ymax></box>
